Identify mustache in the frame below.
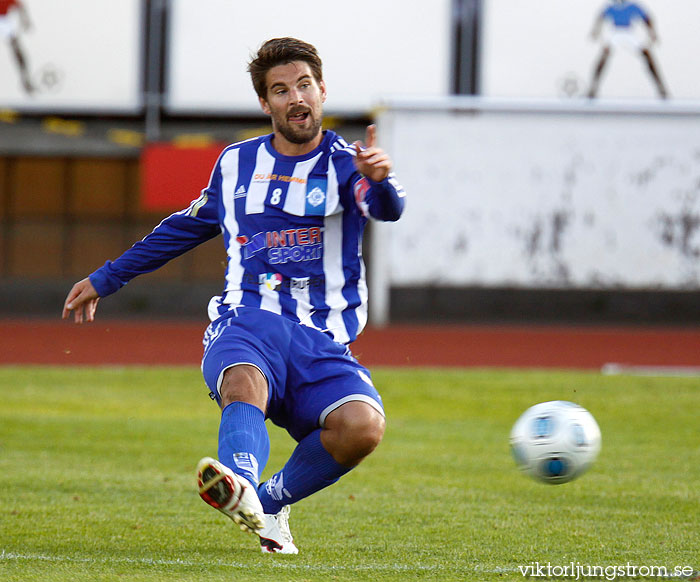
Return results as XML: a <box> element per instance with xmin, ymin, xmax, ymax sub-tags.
<box><xmin>287</xmin><ymin>106</ymin><xmax>311</xmax><ymax>117</ymax></box>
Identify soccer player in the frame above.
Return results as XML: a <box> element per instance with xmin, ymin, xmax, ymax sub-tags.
<box><xmin>587</xmin><ymin>0</ymin><xmax>668</xmax><ymax>99</ymax></box>
<box><xmin>63</xmin><ymin>37</ymin><xmax>406</xmax><ymax>554</ymax></box>
<box><xmin>0</xmin><ymin>0</ymin><xmax>34</xmax><ymax>94</ymax></box>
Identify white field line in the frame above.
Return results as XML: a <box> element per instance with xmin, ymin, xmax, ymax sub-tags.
<box><xmin>601</xmin><ymin>363</ymin><xmax>700</xmax><ymax>377</ymax></box>
<box><xmin>0</xmin><ymin>550</ymin><xmax>514</xmax><ymax>574</ymax></box>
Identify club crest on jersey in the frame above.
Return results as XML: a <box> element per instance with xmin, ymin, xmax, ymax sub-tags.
<box><xmin>307</xmin><ymin>187</ymin><xmax>325</xmax><ymax>207</ymax></box>
<box><xmin>305</xmin><ymin>179</ymin><xmax>327</xmax><ymax>216</ymax></box>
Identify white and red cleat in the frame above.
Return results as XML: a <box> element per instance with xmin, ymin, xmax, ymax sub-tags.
<box><xmin>196</xmin><ymin>457</ymin><xmax>265</xmax><ymax>534</ymax></box>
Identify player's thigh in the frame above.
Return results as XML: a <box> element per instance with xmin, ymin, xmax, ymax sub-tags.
<box><xmin>201</xmin><ymin>310</ymin><xmax>290</xmax><ymax>407</ymax></box>
<box><xmin>276</xmin><ymin>326</ymin><xmax>385</xmax><ymax>442</ymax></box>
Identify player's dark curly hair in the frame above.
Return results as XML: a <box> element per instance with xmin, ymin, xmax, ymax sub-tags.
<box><xmin>248</xmin><ymin>38</ymin><xmax>324</xmax><ymax>99</ymax></box>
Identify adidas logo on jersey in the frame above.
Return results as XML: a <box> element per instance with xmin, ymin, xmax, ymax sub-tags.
<box><xmin>234</xmin><ymin>185</ymin><xmax>247</xmax><ymax>199</ymax></box>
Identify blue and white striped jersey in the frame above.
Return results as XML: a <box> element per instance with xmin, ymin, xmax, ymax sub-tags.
<box><xmin>89</xmin><ymin>130</ymin><xmax>406</xmax><ymax>344</ymax></box>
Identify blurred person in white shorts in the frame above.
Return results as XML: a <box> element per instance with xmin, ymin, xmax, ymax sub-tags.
<box><xmin>587</xmin><ymin>0</ymin><xmax>667</xmax><ymax>99</ymax></box>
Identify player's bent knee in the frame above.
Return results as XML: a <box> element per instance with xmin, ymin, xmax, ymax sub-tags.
<box><xmin>322</xmin><ymin>401</ymin><xmax>385</xmax><ymax>466</ymax></box>
<box><xmin>344</xmin><ymin>412</ymin><xmax>384</xmax><ymax>456</ymax></box>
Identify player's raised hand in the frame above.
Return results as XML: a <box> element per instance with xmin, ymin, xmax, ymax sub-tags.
<box><xmin>354</xmin><ymin>124</ymin><xmax>392</xmax><ymax>183</ymax></box>
<box><xmin>62</xmin><ymin>277</ymin><xmax>100</xmax><ymax>324</ymax></box>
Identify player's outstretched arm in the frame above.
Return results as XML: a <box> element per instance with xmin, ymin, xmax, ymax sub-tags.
<box><xmin>16</xmin><ymin>1</ymin><xmax>32</xmax><ymax>31</ymax></box>
<box><xmin>62</xmin><ymin>277</ymin><xmax>100</xmax><ymax>324</ymax></box>
<box><xmin>590</xmin><ymin>14</ymin><xmax>604</xmax><ymax>40</ymax></box>
<box><xmin>644</xmin><ymin>17</ymin><xmax>658</xmax><ymax>44</ymax></box>
<box><xmin>353</xmin><ymin>125</ymin><xmax>392</xmax><ymax>183</ymax></box>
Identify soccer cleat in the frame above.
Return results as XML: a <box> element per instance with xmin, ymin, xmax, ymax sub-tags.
<box><xmin>196</xmin><ymin>457</ymin><xmax>265</xmax><ymax>533</ymax></box>
<box><xmin>258</xmin><ymin>505</ymin><xmax>299</xmax><ymax>554</ymax></box>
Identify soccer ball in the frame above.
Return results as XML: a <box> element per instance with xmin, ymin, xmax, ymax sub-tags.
<box><xmin>510</xmin><ymin>400</ymin><xmax>601</xmax><ymax>484</ymax></box>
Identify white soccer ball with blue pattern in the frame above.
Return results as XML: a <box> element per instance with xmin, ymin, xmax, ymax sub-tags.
<box><xmin>510</xmin><ymin>401</ymin><xmax>601</xmax><ymax>484</ymax></box>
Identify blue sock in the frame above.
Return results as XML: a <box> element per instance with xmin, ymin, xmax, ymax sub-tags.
<box><xmin>218</xmin><ymin>402</ymin><xmax>269</xmax><ymax>487</ymax></box>
<box><xmin>257</xmin><ymin>429</ymin><xmax>351</xmax><ymax>514</ymax></box>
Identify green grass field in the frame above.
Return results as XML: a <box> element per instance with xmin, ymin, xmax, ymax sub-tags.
<box><xmin>1</xmin><ymin>366</ymin><xmax>698</xmax><ymax>581</ymax></box>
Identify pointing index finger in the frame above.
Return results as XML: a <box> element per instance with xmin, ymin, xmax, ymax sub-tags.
<box><xmin>365</xmin><ymin>124</ymin><xmax>377</xmax><ymax>149</ymax></box>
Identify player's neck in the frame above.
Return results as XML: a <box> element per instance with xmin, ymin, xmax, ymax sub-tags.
<box><xmin>270</xmin><ymin>131</ymin><xmax>323</xmax><ymax>157</ymax></box>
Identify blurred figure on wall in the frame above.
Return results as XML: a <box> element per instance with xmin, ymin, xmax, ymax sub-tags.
<box><xmin>587</xmin><ymin>0</ymin><xmax>668</xmax><ymax>99</ymax></box>
<box><xmin>0</xmin><ymin>0</ymin><xmax>34</xmax><ymax>94</ymax></box>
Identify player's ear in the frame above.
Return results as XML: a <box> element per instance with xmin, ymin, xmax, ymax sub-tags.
<box><xmin>320</xmin><ymin>80</ymin><xmax>327</xmax><ymax>103</ymax></box>
<box><xmin>259</xmin><ymin>96</ymin><xmax>271</xmax><ymax>115</ymax></box>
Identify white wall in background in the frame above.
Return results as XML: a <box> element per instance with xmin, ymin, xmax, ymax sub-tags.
<box><xmin>371</xmin><ymin>100</ymin><xmax>700</xmax><ymax>324</ymax></box>
<box><xmin>165</xmin><ymin>0</ymin><xmax>452</xmax><ymax>114</ymax></box>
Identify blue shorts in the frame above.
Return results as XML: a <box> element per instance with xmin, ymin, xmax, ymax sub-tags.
<box><xmin>201</xmin><ymin>307</ymin><xmax>384</xmax><ymax>442</ymax></box>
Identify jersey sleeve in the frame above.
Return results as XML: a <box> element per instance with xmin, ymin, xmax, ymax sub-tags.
<box><xmin>89</xmin><ymin>163</ymin><xmax>223</xmax><ymax>298</ymax></box>
<box><xmin>332</xmin><ymin>144</ymin><xmax>406</xmax><ymax>222</ymax></box>
<box><xmin>352</xmin><ymin>173</ymin><xmax>406</xmax><ymax>222</ymax></box>
<box><xmin>633</xmin><ymin>4</ymin><xmax>650</xmax><ymax>23</ymax></box>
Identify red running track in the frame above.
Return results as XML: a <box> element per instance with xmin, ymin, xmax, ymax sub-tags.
<box><xmin>1</xmin><ymin>319</ymin><xmax>699</xmax><ymax>369</ymax></box>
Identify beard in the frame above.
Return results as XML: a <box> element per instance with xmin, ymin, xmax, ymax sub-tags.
<box><xmin>272</xmin><ymin>109</ymin><xmax>323</xmax><ymax>145</ymax></box>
